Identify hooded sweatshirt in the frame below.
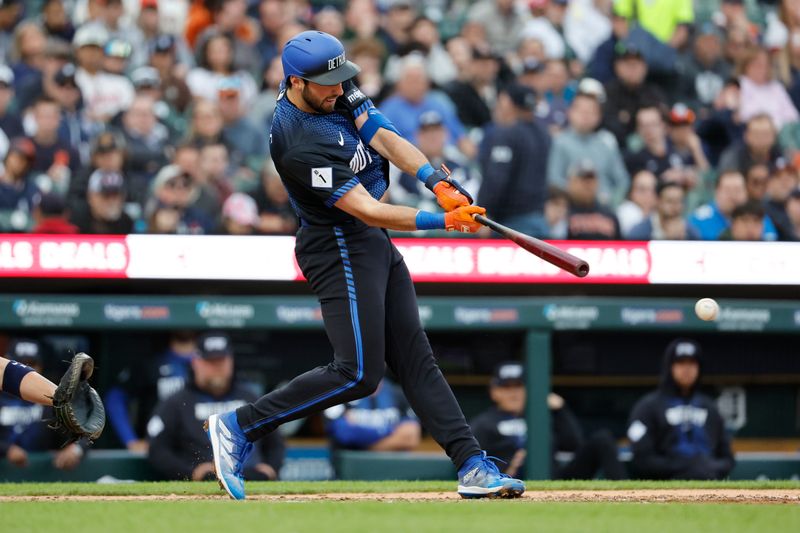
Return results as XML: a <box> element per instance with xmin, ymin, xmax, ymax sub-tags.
<box><xmin>626</xmin><ymin>344</ymin><xmax>735</xmax><ymax>480</ymax></box>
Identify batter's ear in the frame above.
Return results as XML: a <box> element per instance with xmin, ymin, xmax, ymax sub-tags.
<box><xmin>287</xmin><ymin>75</ymin><xmax>305</xmax><ymax>90</ymax></box>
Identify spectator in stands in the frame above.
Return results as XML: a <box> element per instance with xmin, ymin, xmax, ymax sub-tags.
<box><xmin>217</xmin><ymin>76</ymin><xmax>266</xmax><ymax>187</ymax></box>
<box><xmin>148</xmin><ymin>34</ymin><xmax>193</xmax><ymax>114</ymax></box>
<box><xmin>617</xmin><ymin>170</ymin><xmax>658</xmax><ymax>238</ymax></box>
<box><xmin>745</xmin><ymin>163</ymin><xmax>770</xmax><ymax>203</ymax></box>
<box><xmin>787</xmin><ymin>187</ymin><xmax>800</xmax><ymax>238</ymax></box>
<box><xmin>0</xmin><ymin>65</ymin><xmax>24</xmax><ymax>143</ymax></box>
<box><xmin>520</xmin><ymin>0</ymin><xmax>569</xmax><ymax>61</ymax></box>
<box><xmin>392</xmin><ymin>110</ymin><xmax>475</xmax><ymax>210</ymax></box>
<box><xmin>73</xmin><ymin>24</ymin><xmax>134</xmax><ymax>128</ymax></box>
<box><xmin>119</xmin><ymin>94</ymin><xmax>171</xmax><ymax>205</ymax></box>
<box><xmin>676</xmin><ymin>23</ymin><xmax>730</xmax><ymax>117</ymax></box>
<box><xmin>738</xmin><ymin>47</ymin><xmax>799</xmax><ymax>131</ymax></box>
<box><xmin>324</xmin><ymin>378</ymin><xmax>421</xmax><ymax>452</ymax></box>
<box><xmin>627</xmin><ymin>339</ymin><xmax>735</xmax><ymax>480</ymax></box>
<box><xmin>721</xmin><ymin>200</ymin><xmax>766</xmax><ymax>241</ymax></box>
<box><xmin>444</xmin><ymin>45</ymin><xmax>499</xmax><ymax>130</ymax></box>
<box><xmin>629</xmin><ymin>182</ymin><xmax>699</xmax><ymax>240</ymax></box>
<box><xmin>602</xmin><ymin>41</ymin><xmax>666</xmax><ymax>147</ymax></box>
<box><xmin>40</xmin><ymin>0</ymin><xmax>76</xmax><ymax>44</ymax></box>
<box><xmin>106</xmin><ymin>330</ymin><xmax>198</xmax><ymax>453</ymax></box>
<box><xmin>689</xmin><ymin>170</ymin><xmax>747</xmax><ymax>240</ymax></box>
<box><xmin>693</xmin><ymin>166</ymin><xmax>779</xmax><ymax>240</ymax></box>
<box><xmin>67</xmin><ymin>130</ymin><xmax>126</xmax><ymax>218</ymax></box>
<box><xmin>71</xmin><ymin>169</ymin><xmax>133</xmax><ymax>234</ymax></box>
<box><xmin>548</xmin><ymin>78</ymin><xmax>629</xmax><ymax>207</ymax></box>
<box><xmin>470</xmin><ymin>362</ymin><xmax>625</xmax><ymax>480</ymax></box>
<box><xmin>478</xmin><ymin>84</ymin><xmax>550</xmax><ymax>237</ymax></box>
<box><xmin>378</xmin><ymin>0</ymin><xmax>415</xmax><ymax>56</ymax></box>
<box><xmin>544</xmin><ymin>185</ymin><xmax>569</xmax><ymax>239</ymax></box>
<box><xmin>194</xmin><ymin>142</ymin><xmax>233</xmax><ymax>217</ymax></box>
<box><xmin>148</xmin><ymin>332</ymin><xmax>284</xmax><ymax>481</ymax></box>
<box><xmin>385</xmin><ymin>15</ymin><xmax>458</xmax><ymax>87</ymax></box>
<box><xmin>718</xmin><ymin>114</ymin><xmax>781</xmax><ymax>174</ymax></box>
<box><xmin>9</xmin><ymin>22</ymin><xmax>47</xmax><ymax>94</ymax></box>
<box><xmin>219</xmin><ymin>192</ymin><xmax>257</xmax><ymax>235</ymax></box>
<box><xmin>0</xmin><ymin>137</ymin><xmax>38</xmax><ymax>232</ymax></box>
<box><xmin>102</xmin><ymin>37</ymin><xmax>132</xmax><ymax>76</ymax></box>
<box><xmin>185</xmin><ymin>98</ymin><xmax>226</xmax><ymax>149</ymax></box>
<box><xmin>186</xmin><ymin>31</ymin><xmax>258</xmax><ymax>107</ymax></box>
<box><xmin>613</xmin><ymin>0</ymin><xmax>694</xmax><ymax>48</ymax></box>
<box><xmin>0</xmin><ymin>338</ymin><xmax>87</xmax><ymax>471</ymax></box>
<box><xmin>16</xmin><ymin>40</ymin><xmax>73</xmax><ymax>120</ymax></box>
<box><xmin>565</xmin><ymin>159</ymin><xmax>621</xmax><ymax>240</ymax></box>
<box><xmin>0</xmin><ymin>0</ymin><xmax>22</xmax><ymax>61</ymax></box>
<box><xmin>380</xmin><ymin>54</ymin><xmax>475</xmax><ymax>158</ymax></box>
<box><xmin>48</xmin><ymin>63</ymin><xmax>87</xmax><ymax>157</ymax></box>
<box><xmin>145</xmin><ymin>164</ymin><xmax>214</xmax><ymax>235</ymax></box>
<box><xmin>624</xmin><ymin>107</ymin><xmax>686</xmax><ymax>185</ymax></box>
<box><xmin>537</xmin><ymin>59</ymin><xmax>573</xmax><ymax>133</ymax></box>
<box><xmin>250</xmin><ymin>159</ymin><xmax>297</xmax><ymax>235</ymax></box>
<box><xmin>26</xmin><ymin>96</ymin><xmax>80</xmax><ymax>197</ymax></box>
<box><xmin>667</xmin><ymin>103</ymin><xmax>709</xmax><ymax>177</ymax></box>
<box><xmin>697</xmin><ymin>78</ymin><xmax>745</xmax><ymax>167</ymax></box>
<box><xmin>130</xmin><ymin>66</ymin><xmax>185</xmax><ymax>141</ymax></box>
<box><xmin>31</xmin><ymin>192</ymin><xmax>78</xmax><ymax>234</ymax></box>
<box><xmin>765</xmin><ymin>157</ymin><xmax>799</xmax><ymax>240</ymax></box>
<box><xmin>466</xmin><ymin>0</ymin><xmax>527</xmax><ymax>55</ymax></box>
<box><xmin>195</xmin><ymin>0</ymin><xmax>260</xmax><ymax>78</ymax></box>
<box><xmin>256</xmin><ymin>0</ymin><xmax>288</xmax><ymax>71</ymax></box>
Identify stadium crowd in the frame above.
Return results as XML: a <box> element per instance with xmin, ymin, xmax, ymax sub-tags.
<box><xmin>0</xmin><ymin>0</ymin><xmax>800</xmax><ymax>241</ymax></box>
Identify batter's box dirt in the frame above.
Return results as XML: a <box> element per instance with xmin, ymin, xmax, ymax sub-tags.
<box><xmin>1</xmin><ymin>489</ymin><xmax>799</xmax><ymax>504</ymax></box>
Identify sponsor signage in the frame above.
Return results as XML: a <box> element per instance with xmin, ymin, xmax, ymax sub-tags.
<box><xmin>715</xmin><ymin>307</ymin><xmax>772</xmax><ymax>332</ymax></box>
<box><xmin>543</xmin><ymin>304</ymin><xmax>599</xmax><ymax>330</ymax></box>
<box><xmin>0</xmin><ymin>235</ymin><xmax>798</xmax><ymax>285</ymax></box>
<box><xmin>453</xmin><ymin>307</ymin><xmax>520</xmax><ymax>325</ymax></box>
<box><xmin>12</xmin><ymin>299</ymin><xmax>80</xmax><ymax>326</ymax></box>
<box><xmin>620</xmin><ymin>307</ymin><xmax>685</xmax><ymax>326</ymax></box>
<box><xmin>196</xmin><ymin>301</ymin><xmax>255</xmax><ymax>327</ymax></box>
<box><xmin>276</xmin><ymin>305</ymin><xmax>323</xmax><ymax>324</ymax></box>
<box><xmin>104</xmin><ymin>304</ymin><xmax>171</xmax><ymax>322</ymax></box>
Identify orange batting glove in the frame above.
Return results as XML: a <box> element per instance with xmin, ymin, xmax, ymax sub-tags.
<box><xmin>423</xmin><ymin>164</ymin><xmax>473</xmax><ymax>211</ymax></box>
<box><xmin>444</xmin><ymin>205</ymin><xmax>486</xmax><ymax>233</ymax></box>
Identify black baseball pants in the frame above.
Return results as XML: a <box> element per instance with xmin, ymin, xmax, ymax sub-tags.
<box><xmin>235</xmin><ymin>223</ymin><xmax>481</xmax><ymax>469</ymax></box>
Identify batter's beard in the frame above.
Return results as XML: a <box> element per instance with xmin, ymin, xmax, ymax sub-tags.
<box><xmin>301</xmin><ymin>83</ymin><xmax>336</xmax><ymax>114</ymax></box>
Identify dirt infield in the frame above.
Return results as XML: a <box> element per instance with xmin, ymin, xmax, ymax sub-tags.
<box><xmin>2</xmin><ymin>489</ymin><xmax>799</xmax><ymax>504</ymax></box>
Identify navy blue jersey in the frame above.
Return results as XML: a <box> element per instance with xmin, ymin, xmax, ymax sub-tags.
<box><xmin>269</xmin><ymin>89</ymin><xmax>387</xmax><ymax>226</ymax></box>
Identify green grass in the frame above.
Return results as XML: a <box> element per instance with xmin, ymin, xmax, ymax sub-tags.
<box><xmin>2</xmin><ymin>481</ymin><xmax>798</xmax><ymax>533</ymax></box>
<box><xmin>3</xmin><ymin>500</ymin><xmax>799</xmax><ymax>533</ymax></box>
<box><xmin>0</xmin><ymin>479</ymin><xmax>797</xmax><ymax>496</ymax></box>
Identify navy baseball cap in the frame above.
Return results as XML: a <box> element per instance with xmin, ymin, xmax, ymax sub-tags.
<box><xmin>491</xmin><ymin>362</ymin><xmax>525</xmax><ymax>386</ymax></box>
<box><xmin>152</xmin><ymin>34</ymin><xmax>176</xmax><ymax>54</ymax></box>
<box><xmin>7</xmin><ymin>338</ymin><xmax>43</xmax><ymax>364</ymax></box>
<box><xmin>198</xmin><ymin>332</ymin><xmax>233</xmax><ymax>360</ymax></box>
<box><xmin>418</xmin><ymin>110</ymin><xmax>444</xmax><ymax>129</ymax></box>
<box><xmin>665</xmin><ymin>338</ymin><xmax>702</xmax><ymax>362</ymax></box>
<box><xmin>282</xmin><ymin>31</ymin><xmax>360</xmax><ymax>85</ymax></box>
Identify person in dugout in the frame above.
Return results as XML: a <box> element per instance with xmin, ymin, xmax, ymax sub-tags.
<box><xmin>627</xmin><ymin>338</ymin><xmax>735</xmax><ymax>480</ymax></box>
<box><xmin>323</xmin><ymin>376</ymin><xmax>422</xmax><ymax>452</ymax></box>
<box><xmin>470</xmin><ymin>362</ymin><xmax>625</xmax><ymax>480</ymax></box>
<box><xmin>0</xmin><ymin>338</ymin><xmax>88</xmax><ymax>471</ymax></box>
<box><xmin>147</xmin><ymin>332</ymin><xmax>284</xmax><ymax>481</ymax></box>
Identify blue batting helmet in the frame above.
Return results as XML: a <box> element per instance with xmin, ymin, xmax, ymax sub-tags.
<box><xmin>282</xmin><ymin>31</ymin><xmax>360</xmax><ymax>85</ymax></box>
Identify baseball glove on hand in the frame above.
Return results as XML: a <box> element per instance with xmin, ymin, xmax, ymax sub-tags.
<box><xmin>50</xmin><ymin>353</ymin><xmax>105</xmax><ymax>445</ymax></box>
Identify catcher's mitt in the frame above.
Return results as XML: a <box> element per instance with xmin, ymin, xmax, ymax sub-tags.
<box><xmin>50</xmin><ymin>352</ymin><xmax>106</xmax><ymax>445</ymax></box>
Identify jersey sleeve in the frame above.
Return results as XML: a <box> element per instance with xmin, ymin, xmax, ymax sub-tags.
<box><xmin>280</xmin><ymin>144</ymin><xmax>361</xmax><ymax>208</ymax></box>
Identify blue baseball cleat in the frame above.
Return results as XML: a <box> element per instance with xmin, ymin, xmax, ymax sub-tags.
<box><xmin>204</xmin><ymin>411</ymin><xmax>253</xmax><ymax>500</ymax></box>
<box><xmin>457</xmin><ymin>451</ymin><xmax>526</xmax><ymax>499</ymax></box>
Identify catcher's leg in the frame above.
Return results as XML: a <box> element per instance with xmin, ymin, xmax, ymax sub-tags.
<box><xmin>0</xmin><ymin>356</ymin><xmax>56</xmax><ymax>405</ymax></box>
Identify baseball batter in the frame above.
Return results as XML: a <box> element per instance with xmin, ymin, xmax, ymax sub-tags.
<box><xmin>205</xmin><ymin>30</ymin><xmax>525</xmax><ymax>500</ymax></box>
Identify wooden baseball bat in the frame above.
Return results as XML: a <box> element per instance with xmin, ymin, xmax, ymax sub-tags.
<box><xmin>473</xmin><ymin>214</ymin><xmax>590</xmax><ymax>278</ymax></box>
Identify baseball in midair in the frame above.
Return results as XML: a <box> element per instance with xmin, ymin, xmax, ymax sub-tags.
<box><xmin>695</xmin><ymin>298</ymin><xmax>720</xmax><ymax>321</ymax></box>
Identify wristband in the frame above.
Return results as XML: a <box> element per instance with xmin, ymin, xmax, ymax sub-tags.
<box><xmin>415</xmin><ymin>163</ymin><xmax>435</xmax><ymax>182</ymax></box>
<box><xmin>359</xmin><ymin>108</ymin><xmax>401</xmax><ymax>144</ymax></box>
<box><xmin>415</xmin><ymin>210</ymin><xmax>446</xmax><ymax>230</ymax></box>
